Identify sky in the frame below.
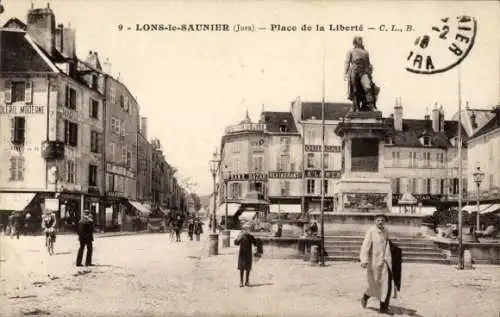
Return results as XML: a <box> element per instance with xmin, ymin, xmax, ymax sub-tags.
<box><xmin>2</xmin><ymin>0</ymin><xmax>499</xmax><ymax>196</ymax></box>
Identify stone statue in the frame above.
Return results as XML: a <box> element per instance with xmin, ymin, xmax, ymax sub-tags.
<box><xmin>344</xmin><ymin>36</ymin><xmax>380</xmax><ymax>112</ymax></box>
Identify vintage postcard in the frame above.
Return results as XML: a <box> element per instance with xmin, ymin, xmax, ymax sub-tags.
<box><xmin>0</xmin><ymin>0</ymin><xmax>499</xmax><ymax>316</ymax></box>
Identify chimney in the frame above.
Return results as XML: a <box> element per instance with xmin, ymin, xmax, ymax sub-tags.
<box><xmin>439</xmin><ymin>104</ymin><xmax>445</xmax><ymax>132</ymax></box>
<box><xmin>102</xmin><ymin>58</ymin><xmax>112</xmax><ymax>74</ymax></box>
<box><xmin>141</xmin><ymin>117</ymin><xmax>148</xmax><ymax>139</ymax></box>
<box><xmin>61</xmin><ymin>26</ymin><xmax>76</xmax><ymax>58</ymax></box>
<box><xmin>432</xmin><ymin>103</ymin><xmax>440</xmax><ymax>132</ymax></box>
<box><xmin>394</xmin><ymin>97</ymin><xmax>403</xmax><ymax>131</ymax></box>
<box><xmin>27</xmin><ymin>5</ymin><xmax>56</xmax><ymax>56</ymax></box>
<box><xmin>55</xmin><ymin>23</ymin><xmax>63</xmax><ymax>53</ymax></box>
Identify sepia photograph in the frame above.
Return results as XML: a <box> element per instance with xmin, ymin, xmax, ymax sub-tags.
<box><xmin>0</xmin><ymin>0</ymin><xmax>499</xmax><ymax>316</ymax></box>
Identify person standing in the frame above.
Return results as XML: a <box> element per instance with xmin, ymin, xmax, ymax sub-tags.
<box><xmin>359</xmin><ymin>214</ymin><xmax>394</xmax><ymax>315</ymax></box>
<box><xmin>194</xmin><ymin>219</ymin><xmax>203</xmax><ymax>241</ymax></box>
<box><xmin>234</xmin><ymin>225</ymin><xmax>263</xmax><ymax>287</ymax></box>
<box><xmin>76</xmin><ymin>210</ymin><xmax>94</xmax><ymax>267</ymax></box>
<box><xmin>9</xmin><ymin>212</ymin><xmax>20</xmax><ymax>239</ymax></box>
<box><xmin>187</xmin><ymin>219</ymin><xmax>194</xmax><ymax>241</ymax></box>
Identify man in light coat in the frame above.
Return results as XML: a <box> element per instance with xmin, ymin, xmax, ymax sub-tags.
<box><xmin>360</xmin><ymin>214</ymin><xmax>393</xmax><ymax>315</ymax></box>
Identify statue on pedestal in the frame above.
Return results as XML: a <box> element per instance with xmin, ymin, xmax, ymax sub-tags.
<box><xmin>344</xmin><ymin>36</ymin><xmax>380</xmax><ymax>112</ymax></box>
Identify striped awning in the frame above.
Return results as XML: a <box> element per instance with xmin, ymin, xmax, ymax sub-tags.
<box><xmin>128</xmin><ymin>201</ymin><xmax>152</xmax><ymax>217</ymax></box>
<box><xmin>0</xmin><ymin>193</ymin><xmax>36</xmax><ymax>212</ymax></box>
<box><xmin>217</xmin><ymin>203</ymin><xmax>241</xmax><ymax>217</ymax></box>
<box><xmin>462</xmin><ymin>204</ymin><xmax>492</xmax><ymax>213</ymax></box>
<box><xmin>480</xmin><ymin>204</ymin><xmax>500</xmax><ymax>215</ymax></box>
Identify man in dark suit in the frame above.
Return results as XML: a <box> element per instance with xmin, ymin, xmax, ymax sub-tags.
<box><xmin>76</xmin><ymin>210</ymin><xmax>94</xmax><ymax>267</ymax></box>
<box><xmin>234</xmin><ymin>225</ymin><xmax>263</xmax><ymax>287</ymax></box>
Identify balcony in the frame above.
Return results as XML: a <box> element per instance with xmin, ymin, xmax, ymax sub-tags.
<box><xmin>225</xmin><ymin>123</ymin><xmax>266</xmax><ymax>135</ymax></box>
<box><xmin>41</xmin><ymin>141</ymin><xmax>65</xmax><ymax>160</ymax></box>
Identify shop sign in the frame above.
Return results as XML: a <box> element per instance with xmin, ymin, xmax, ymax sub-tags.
<box><xmin>0</xmin><ymin>104</ymin><xmax>45</xmax><ymax>115</ymax></box>
<box><xmin>305</xmin><ymin>145</ymin><xmax>342</xmax><ymax>152</ymax></box>
<box><xmin>227</xmin><ymin>173</ymin><xmax>267</xmax><ymax>181</ymax></box>
<box><xmin>304</xmin><ymin>170</ymin><xmax>341</xmax><ymax>178</ymax></box>
<box><xmin>106</xmin><ymin>163</ymin><xmax>135</xmax><ymax>179</ymax></box>
<box><xmin>268</xmin><ymin>171</ymin><xmax>302</xmax><ymax>179</ymax></box>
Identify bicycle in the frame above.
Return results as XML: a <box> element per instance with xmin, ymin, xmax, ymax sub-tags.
<box><xmin>46</xmin><ymin>228</ymin><xmax>55</xmax><ymax>255</ymax></box>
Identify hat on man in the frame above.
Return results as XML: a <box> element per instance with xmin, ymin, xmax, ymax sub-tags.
<box><xmin>374</xmin><ymin>213</ymin><xmax>388</xmax><ymax>221</ymax></box>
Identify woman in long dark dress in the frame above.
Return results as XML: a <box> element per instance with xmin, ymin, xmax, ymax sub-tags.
<box><xmin>234</xmin><ymin>227</ymin><xmax>263</xmax><ymax>287</ymax></box>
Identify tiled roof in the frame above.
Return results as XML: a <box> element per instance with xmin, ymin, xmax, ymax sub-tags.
<box><xmin>0</xmin><ymin>30</ymin><xmax>53</xmax><ymax>72</ymax></box>
<box><xmin>301</xmin><ymin>102</ymin><xmax>352</xmax><ymax>121</ymax></box>
<box><xmin>385</xmin><ymin>118</ymin><xmax>467</xmax><ymax>149</ymax></box>
<box><xmin>261</xmin><ymin>111</ymin><xmax>298</xmax><ymax>133</ymax></box>
<box><xmin>469</xmin><ymin>107</ymin><xmax>500</xmax><ymax>140</ymax></box>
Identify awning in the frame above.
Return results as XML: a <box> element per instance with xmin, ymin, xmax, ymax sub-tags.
<box><xmin>270</xmin><ymin>204</ymin><xmax>302</xmax><ymax>214</ymax></box>
<box><xmin>0</xmin><ymin>193</ymin><xmax>36</xmax><ymax>212</ymax></box>
<box><xmin>239</xmin><ymin>211</ymin><xmax>257</xmax><ymax>221</ymax></box>
<box><xmin>128</xmin><ymin>201</ymin><xmax>152</xmax><ymax>217</ymax></box>
<box><xmin>418</xmin><ymin>206</ymin><xmax>436</xmax><ymax>216</ymax></box>
<box><xmin>217</xmin><ymin>203</ymin><xmax>240</xmax><ymax>217</ymax></box>
<box><xmin>398</xmin><ymin>192</ymin><xmax>417</xmax><ymax>205</ymax></box>
<box><xmin>462</xmin><ymin>204</ymin><xmax>491</xmax><ymax>213</ymax></box>
<box><xmin>480</xmin><ymin>204</ymin><xmax>500</xmax><ymax>215</ymax></box>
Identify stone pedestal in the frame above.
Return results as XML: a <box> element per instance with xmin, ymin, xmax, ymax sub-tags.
<box><xmin>221</xmin><ymin>230</ymin><xmax>231</xmax><ymax>248</ymax></box>
<box><xmin>208</xmin><ymin>233</ymin><xmax>219</xmax><ymax>256</ymax></box>
<box><xmin>334</xmin><ymin>111</ymin><xmax>392</xmax><ymax>213</ymax></box>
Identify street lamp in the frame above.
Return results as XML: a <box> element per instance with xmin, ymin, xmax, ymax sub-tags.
<box><xmin>221</xmin><ymin>165</ymin><xmax>231</xmax><ymax>248</ymax></box>
<box><xmin>208</xmin><ymin>150</ymin><xmax>220</xmax><ymax>256</ymax></box>
<box><xmin>472</xmin><ymin>166</ymin><xmax>485</xmax><ymax>232</ymax></box>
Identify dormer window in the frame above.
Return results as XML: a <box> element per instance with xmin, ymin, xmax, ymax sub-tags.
<box><xmin>420</xmin><ymin>135</ymin><xmax>431</xmax><ymax>146</ymax></box>
<box><xmin>279</xmin><ymin>124</ymin><xmax>289</xmax><ymax>132</ymax></box>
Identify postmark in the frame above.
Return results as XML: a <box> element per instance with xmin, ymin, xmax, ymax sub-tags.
<box><xmin>405</xmin><ymin>16</ymin><xmax>477</xmax><ymax>75</ymax></box>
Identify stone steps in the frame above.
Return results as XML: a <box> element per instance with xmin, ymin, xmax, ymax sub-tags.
<box><xmin>323</xmin><ymin>235</ymin><xmax>449</xmax><ymax>265</ymax></box>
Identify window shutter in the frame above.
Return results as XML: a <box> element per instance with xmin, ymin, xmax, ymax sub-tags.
<box><xmin>10</xmin><ymin>117</ymin><xmax>15</xmax><ymax>142</ymax></box>
<box><xmin>25</xmin><ymin>81</ymin><xmax>33</xmax><ymax>104</ymax></box>
<box><xmin>9</xmin><ymin>157</ymin><xmax>15</xmax><ymax>180</ymax></box>
<box><xmin>4</xmin><ymin>80</ymin><xmax>12</xmax><ymax>104</ymax></box>
<box><xmin>89</xmin><ymin>98</ymin><xmax>92</xmax><ymax>117</ymax></box>
<box><xmin>18</xmin><ymin>157</ymin><xmax>25</xmax><ymax>180</ymax></box>
<box><xmin>65</xmin><ymin>85</ymin><xmax>69</xmax><ymax>106</ymax></box>
<box><xmin>121</xmin><ymin>122</ymin><xmax>125</xmax><ymax>136</ymax></box>
<box><xmin>64</xmin><ymin>120</ymin><xmax>69</xmax><ymax>144</ymax></box>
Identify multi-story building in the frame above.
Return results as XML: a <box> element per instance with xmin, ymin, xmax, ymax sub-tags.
<box><xmin>261</xmin><ymin>111</ymin><xmax>302</xmax><ymax>215</ymax></box>
<box><xmin>0</xmin><ymin>6</ymin><xmax>106</xmax><ymax>228</ymax></box>
<box><xmin>290</xmin><ymin>98</ymin><xmax>349</xmax><ymax>213</ymax></box>
<box><xmin>383</xmin><ymin>103</ymin><xmax>469</xmax><ymax>209</ymax></box>
<box><xmin>466</xmin><ymin>106</ymin><xmax>500</xmax><ymax>203</ymax></box>
<box><xmin>217</xmin><ymin>111</ymin><xmax>268</xmax><ymax>220</ymax></box>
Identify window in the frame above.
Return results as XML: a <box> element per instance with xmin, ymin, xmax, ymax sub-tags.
<box><xmin>489</xmin><ymin>174</ymin><xmax>494</xmax><ymax>190</ymax></box>
<box><xmin>280</xmin><ymin>137</ymin><xmax>290</xmax><ymax>152</ymax></box>
<box><xmin>307</xmin><ymin>153</ymin><xmax>315</xmax><ymax>169</ymax></box>
<box><xmin>230</xmin><ymin>183</ymin><xmax>242</xmax><ymax>199</ymax></box>
<box><xmin>421</xmin><ymin>135</ymin><xmax>431</xmax><ymax>146</ymax></box>
<box><xmin>121</xmin><ymin>146</ymin><xmax>127</xmax><ymax>164</ymax></box>
<box><xmin>11</xmin><ymin>116</ymin><xmax>25</xmax><ymax>144</ymax></box>
<box><xmin>66</xmin><ymin>160</ymin><xmax>77</xmax><ymax>184</ymax></box>
<box><xmin>278</xmin><ymin>155</ymin><xmax>289</xmax><ymax>171</ymax></box>
<box><xmin>436</xmin><ymin>153</ymin><xmax>444</xmax><ymax>167</ymax></box>
<box><xmin>91</xmin><ymin>75</ymin><xmax>98</xmax><ymax>90</ymax></box>
<box><xmin>306</xmin><ymin>130</ymin><xmax>316</xmax><ymax>144</ymax></box>
<box><xmin>426</xmin><ymin>179</ymin><xmax>431</xmax><ymax>194</ymax></box>
<box><xmin>233</xmin><ymin>158</ymin><xmax>240</xmax><ymax>172</ymax></box>
<box><xmin>392</xmin><ymin>151</ymin><xmax>400</xmax><ymax>167</ymax></box>
<box><xmin>391</xmin><ymin>178</ymin><xmax>400</xmax><ymax>194</ymax></box>
<box><xmin>252</xmin><ymin>156</ymin><xmax>263</xmax><ymax>172</ymax></box>
<box><xmin>409</xmin><ymin>178</ymin><xmax>417</xmax><ymax>194</ymax></box>
<box><xmin>323</xmin><ymin>153</ymin><xmax>329</xmax><ymax>169</ymax></box>
<box><xmin>89</xmin><ymin>98</ymin><xmax>99</xmax><ymax>119</ymax></box>
<box><xmin>64</xmin><ymin>120</ymin><xmax>78</xmax><ymax>147</ymax></box>
<box><xmin>88</xmin><ymin>164</ymin><xmax>98</xmax><ymax>187</ymax></box>
<box><xmin>9</xmin><ymin>156</ymin><xmax>25</xmax><ymax>181</ymax></box>
<box><xmin>106</xmin><ymin>173</ymin><xmax>115</xmax><ymax>191</ymax></box>
<box><xmin>90</xmin><ymin>131</ymin><xmax>100</xmax><ymax>153</ymax></box>
<box><xmin>409</xmin><ymin>152</ymin><xmax>417</xmax><ymax>168</ymax></box>
<box><xmin>124</xmin><ymin>96</ymin><xmax>130</xmax><ymax>112</ymax></box>
<box><xmin>8</xmin><ymin>81</ymin><xmax>31</xmax><ymax>103</ymax></box>
<box><xmin>126</xmin><ymin>151</ymin><xmax>132</xmax><ymax>168</ymax></box>
<box><xmin>232</xmin><ymin>142</ymin><xmax>240</xmax><ymax>153</ymax></box>
<box><xmin>65</xmin><ymin>86</ymin><xmax>77</xmax><ymax>109</ymax></box>
<box><xmin>121</xmin><ymin>120</ymin><xmax>126</xmax><ymax>136</ymax></box>
<box><xmin>450</xmin><ymin>178</ymin><xmax>459</xmax><ymax>195</ymax></box>
<box><xmin>279</xmin><ymin>124</ymin><xmax>289</xmax><ymax>132</ymax></box>
<box><xmin>439</xmin><ymin>179</ymin><xmax>445</xmax><ymax>195</ymax></box>
<box><xmin>109</xmin><ymin>142</ymin><xmax>116</xmax><ymax>161</ymax></box>
<box><xmin>423</xmin><ymin>152</ymin><xmax>431</xmax><ymax>167</ymax></box>
<box><xmin>110</xmin><ymin>87</ymin><xmax>116</xmax><ymax>104</ymax></box>
<box><xmin>323</xmin><ymin>180</ymin><xmax>328</xmax><ymax>195</ymax></box>
<box><xmin>111</xmin><ymin>117</ymin><xmax>121</xmax><ymax>134</ymax></box>
<box><xmin>120</xmin><ymin>95</ymin><xmax>125</xmax><ymax>108</ymax></box>
<box><xmin>307</xmin><ymin>179</ymin><xmax>315</xmax><ymax>194</ymax></box>
<box><xmin>280</xmin><ymin>180</ymin><xmax>290</xmax><ymax>196</ymax></box>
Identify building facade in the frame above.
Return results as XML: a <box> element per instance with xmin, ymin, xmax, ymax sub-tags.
<box><xmin>0</xmin><ymin>6</ymin><xmax>105</xmax><ymax>228</ymax></box>
<box><xmin>466</xmin><ymin>106</ymin><xmax>500</xmax><ymax>201</ymax></box>
<box><xmin>290</xmin><ymin>99</ymin><xmax>349</xmax><ymax>213</ymax></box>
<box><xmin>136</xmin><ymin>117</ymin><xmax>152</xmax><ymax>205</ymax></box>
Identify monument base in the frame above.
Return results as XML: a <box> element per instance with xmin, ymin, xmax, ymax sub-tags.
<box><xmin>333</xmin><ymin>176</ymin><xmax>392</xmax><ymax>213</ymax></box>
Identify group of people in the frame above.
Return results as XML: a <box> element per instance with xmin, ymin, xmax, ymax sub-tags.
<box><xmin>168</xmin><ymin>214</ymin><xmax>204</xmax><ymax>242</ymax></box>
<box><xmin>5</xmin><ymin>211</ymin><xmax>33</xmax><ymax>238</ymax></box>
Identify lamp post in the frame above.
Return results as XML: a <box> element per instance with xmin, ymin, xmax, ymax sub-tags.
<box><xmin>208</xmin><ymin>150</ymin><xmax>220</xmax><ymax>256</ymax></box>
<box><xmin>221</xmin><ymin>166</ymin><xmax>231</xmax><ymax>248</ymax></box>
<box><xmin>472</xmin><ymin>166</ymin><xmax>485</xmax><ymax>232</ymax></box>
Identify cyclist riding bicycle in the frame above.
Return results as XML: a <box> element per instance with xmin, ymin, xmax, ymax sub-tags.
<box><xmin>42</xmin><ymin>211</ymin><xmax>57</xmax><ymax>246</ymax></box>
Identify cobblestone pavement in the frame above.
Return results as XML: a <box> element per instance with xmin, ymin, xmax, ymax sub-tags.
<box><xmin>0</xmin><ymin>231</ymin><xmax>499</xmax><ymax>317</ymax></box>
